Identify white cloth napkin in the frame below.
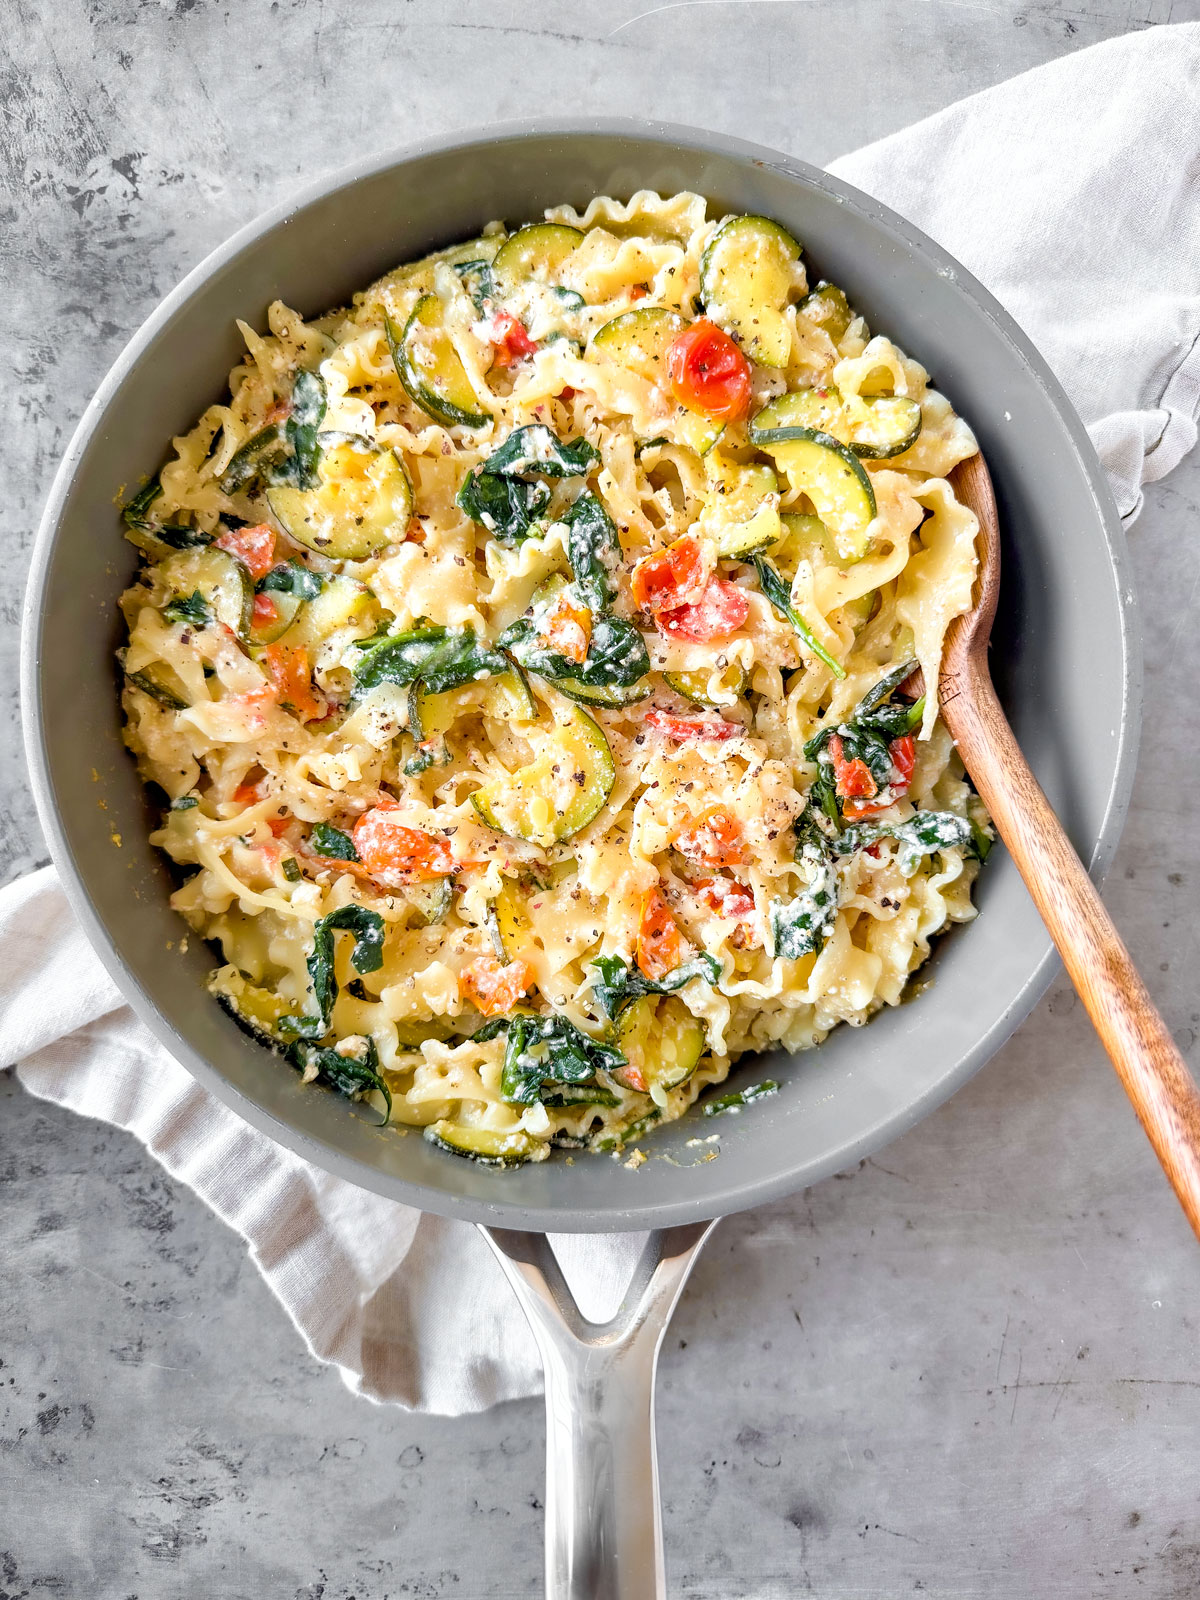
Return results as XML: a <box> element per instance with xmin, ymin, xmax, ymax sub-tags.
<box><xmin>6</xmin><ymin>23</ymin><xmax>1200</xmax><ymax>1415</ymax></box>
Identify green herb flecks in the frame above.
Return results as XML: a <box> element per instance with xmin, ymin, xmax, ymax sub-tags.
<box><xmin>752</xmin><ymin>554</ymin><xmax>845</xmax><ymax>679</ymax></box>
<box><xmin>589</xmin><ymin>952</ymin><xmax>722</xmax><ymax>1022</ymax></box>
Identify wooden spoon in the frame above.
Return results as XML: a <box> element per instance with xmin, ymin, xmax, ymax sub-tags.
<box><xmin>940</xmin><ymin>453</ymin><xmax>1200</xmax><ymax>1239</ymax></box>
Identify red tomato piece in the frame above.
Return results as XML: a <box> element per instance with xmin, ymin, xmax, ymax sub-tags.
<box><xmin>267</xmin><ymin>816</ymin><xmax>292</xmax><ymax>838</ymax></box>
<box><xmin>262</xmin><ymin>643</ymin><xmax>321</xmax><ymax>722</ymax></box>
<box><xmin>252</xmin><ymin>593</ymin><xmax>280</xmax><ymax>627</ymax></box>
<box><xmin>233</xmin><ymin>780</ymin><xmax>262</xmax><ymax>804</ymax></box>
<box><xmin>694</xmin><ymin>876</ymin><xmax>756</xmax><ymax>918</ymax></box>
<box><xmin>459</xmin><ymin>956</ymin><xmax>535</xmax><ymax>1018</ymax></box>
<box><xmin>352</xmin><ymin>806</ymin><xmax>454</xmax><ymax>884</ymax></box>
<box><xmin>643</xmin><ymin>709</ymin><xmax>742</xmax><ymax>742</ymax></box>
<box><xmin>630</xmin><ymin>535</ymin><xmax>705</xmax><ymax>613</ymax></box>
<box><xmin>674</xmin><ymin>807</ymin><xmax>745</xmax><ymax>869</ymax></box>
<box><xmin>666</xmin><ymin>319</ymin><xmax>753</xmax><ymax>421</ymax></box>
<box><xmin>540</xmin><ymin>592</ymin><xmax>592</xmax><ymax>666</ymax></box>
<box><xmin>829</xmin><ymin>734</ymin><xmax>877</xmax><ymax>800</ymax></box>
<box><xmin>490</xmin><ymin>309</ymin><xmax>538</xmax><ymax>368</ymax></box>
<box><xmin>841</xmin><ymin>734</ymin><xmax>917</xmax><ymax>821</ymax></box>
<box><xmin>216</xmin><ymin>522</ymin><xmax>276</xmax><ymax>581</ymax></box>
<box><xmin>656</xmin><ymin>578</ymin><xmax>749</xmax><ymax>643</ymax></box>
<box><xmin>636</xmin><ymin>886</ymin><xmax>684</xmax><ymax>980</ymax></box>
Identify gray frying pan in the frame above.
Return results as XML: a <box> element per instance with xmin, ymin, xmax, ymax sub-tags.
<box><xmin>22</xmin><ymin>123</ymin><xmax>1138</xmax><ymax>1597</ymax></box>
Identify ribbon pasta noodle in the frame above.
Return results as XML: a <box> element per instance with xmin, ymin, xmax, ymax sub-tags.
<box><xmin>118</xmin><ymin>192</ymin><xmax>990</xmax><ymax>1168</ymax></box>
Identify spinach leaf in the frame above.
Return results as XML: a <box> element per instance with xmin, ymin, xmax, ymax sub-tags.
<box><xmin>279</xmin><ymin>369</ymin><xmax>327</xmax><ymax>489</ymax></box>
<box><xmin>454</xmin><ymin>258</ymin><xmax>497</xmax><ymax>311</ymax></box>
<box><xmin>309</xmin><ymin>822</ymin><xmax>360</xmax><ymax>861</ymax></box>
<box><xmin>288</xmin><ymin>1036</ymin><xmax>392</xmax><ymax>1124</ymax></box>
<box><xmin>484</xmin><ymin>424</ymin><xmax>599</xmax><ymax>480</ymax></box>
<box><xmin>353</xmin><ymin>625</ymin><xmax>509</xmax><ymax>697</ymax></box>
<box><xmin>752</xmin><ymin>554</ymin><xmax>845</xmax><ymax>679</ymax></box>
<box><xmin>500</xmin><ymin>609</ymin><xmax>649</xmax><ymax>690</ymax></box>
<box><xmin>457</xmin><ymin>470</ymin><xmax>552</xmax><ymax>542</ymax></box>
<box><xmin>769</xmin><ymin>834</ymin><xmax>839</xmax><ymax>961</ymax></box>
<box><xmin>258</xmin><ymin>560</ymin><xmax>326</xmax><ymax>601</ymax></box>
<box><xmin>803</xmin><ymin>661</ymin><xmax>924</xmax><ymax>818</ymax></box>
<box><xmin>123</xmin><ymin>475</ymin><xmax>210</xmax><ymax>546</ymax></box>
<box><xmin>220</xmin><ymin>422</ymin><xmax>288</xmax><ymax>493</ymax></box>
<box><xmin>835</xmin><ymin>809</ymin><xmax>973</xmax><ymax>873</ymax></box>
<box><xmin>702</xmin><ymin>1080</ymin><xmax>779</xmax><ymax>1116</ymax></box>
<box><xmin>566</xmin><ymin>491</ymin><xmax>622</xmax><ymax>613</ymax></box>
<box><xmin>589</xmin><ymin>952</ymin><xmax>722</xmax><ymax>1022</ymax></box>
<box><xmin>456</xmin><ymin>426</ymin><xmax>598</xmax><ymax>544</ymax></box>
<box><xmin>500</xmin><ymin>1013</ymin><xmax>627</xmax><ymax>1106</ymax></box>
<box><xmin>162</xmin><ymin>591</ymin><xmax>212</xmax><ymax>628</ymax></box>
<box><xmin>280</xmin><ymin>904</ymin><xmax>385</xmax><ymax>1040</ymax></box>
<box><xmin>969</xmin><ymin>815</ymin><xmax>993</xmax><ymax>863</ymax></box>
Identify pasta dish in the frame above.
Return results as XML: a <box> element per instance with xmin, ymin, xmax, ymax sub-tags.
<box><xmin>118</xmin><ymin>191</ymin><xmax>991</xmax><ymax>1167</ymax></box>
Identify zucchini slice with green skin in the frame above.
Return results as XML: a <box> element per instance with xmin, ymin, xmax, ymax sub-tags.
<box><xmin>267</xmin><ymin>433</ymin><xmax>413</xmax><ymax>560</ymax></box>
<box><xmin>751</xmin><ymin>398</ymin><xmax>876</xmax><ymax>560</ymax></box>
<box><xmin>550</xmin><ymin>677</ymin><xmax>652</xmax><ymax>710</ymax></box>
<box><xmin>767</xmin><ymin>384</ymin><xmax>922</xmax><ymax>460</ymax></box>
<box><xmin>491</xmin><ymin>224</ymin><xmax>583</xmax><ymax>295</ymax></box>
<box><xmin>158</xmin><ymin>547</ymin><xmax>253</xmax><ymax>637</ymax></box>
<box><xmin>799</xmin><ymin>281</ymin><xmax>855</xmax><ymax>344</ymax></box>
<box><xmin>409</xmin><ymin>669</ymin><xmax>538</xmax><ymax>742</ymax></box>
<box><xmin>616</xmin><ymin>994</ymin><xmax>706</xmax><ymax>1101</ymax></box>
<box><xmin>471</xmin><ymin>702</ymin><xmax>615</xmax><ymax>847</ymax></box>
<box><xmin>273</xmin><ymin>575</ymin><xmax>377</xmax><ymax>653</ymax></box>
<box><xmin>663</xmin><ymin>664</ymin><xmax>748</xmax><ymax>707</ymax></box>
<box><xmin>591</xmin><ymin>308</ymin><xmax>724</xmax><ymax>456</ymax></box>
<box><xmin>210</xmin><ymin>969</ymin><xmax>293</xmax><ymax>1043</ymax></box>
<box><xmin>123</xmin><ymin>658</ymin><xmax>192</xmax><ymax>710</ymax></box>
<box><xmin>776</xmin><ymin>514</ymin><xmax>879</xmax><ymax>630</ymax></box>
<box><xmin>401</xmin><ymin>878</ymin><xmax>452</xmax><ymax>926</ymax></box>
<box><xmin>701</xmin><ymin>454</ymin><xmax>781</xmax><ymax>558</ymax></box>
<box><xmin>247</xmin><ymin>589</ymin><xmax>303</xmax><ymax>647</ymax></box>
<box><xmin>387</xmin><ymin>298</ymin><xmax>492</xmax><ymax>429</ymax></box>
<box><xmin>425</xmin><ymin>1120</ymin><xmax>544</xmax><ymax>1166</ymax></box>
<box><xmin>593</xmin><ymin>1108</ymin><xmax>662</xmax><ymax>1152</ymax></box>
<box><xmin>699</xmin><ymin>215</ymin><xmax>802</xmax><ymax>368</ymax></box>
<box><xmin>392</xmin><ymin>233</ymin><xmax>505</xmax><ymax>296</ymax></box>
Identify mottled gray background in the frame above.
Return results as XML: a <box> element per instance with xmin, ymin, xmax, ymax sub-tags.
<box><xmin>4</xmin><ymin>2</ymin><xmax>1200</xmax><ymax>1596</ymax></box>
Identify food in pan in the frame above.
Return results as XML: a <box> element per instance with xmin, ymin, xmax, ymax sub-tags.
<box><xmin>118</xmin><ymin>190</ymin><xmax>991</xmax><ymax>1165</ymax></box>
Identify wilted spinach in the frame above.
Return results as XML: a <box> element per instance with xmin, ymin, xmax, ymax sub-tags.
<box><xmin>309</xmin><ymin>822</ymin><xmax>360</xmax><ymax>861</ymax></box>
<box><xmin>162</xmin><ymin>590</ymin><xmax>212</xmax><ymax>628</ymax></box>
<box><xmin>258</xmin><ymin>559</ymin><xmax>326</xmax><ymax>601</ymax></box>
<box><xmin>752</xmin><ymin>554</ymin><xmax>845</xmax><ymax>679</ymax></box>
<box><xmin>287</xmin><ymin>1036</ymin><xmax>392</xmax><ymax>1124</ymax></box>
<box><xmin>280</xmin><ymin>904</ymin><xmax>385</xmax><ymax>1041</ymax></box>
<box><xmin>353</xmin><ymin>625</ymin><xmax>509</xmax><ymax>697</ymax></box>
<box><xmin>589</xmin><ymin>952</ymin><xmax>722</xmax><ymax>1022</ymax></box>
<box><xmin>804</xmin><ymin>661</ymin><xmax>924</xmax><ymax>821</ymax></box>
<box><xmin>456</xmin><ymin>425</ymin><xmax>599</xmax><ymax>543</ymax></box>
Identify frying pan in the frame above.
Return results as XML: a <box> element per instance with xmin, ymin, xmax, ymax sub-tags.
<box><xmin>22</xmin><ymin>122</ymin><xmax>1139</xmax><ymax>1597</ymax></box>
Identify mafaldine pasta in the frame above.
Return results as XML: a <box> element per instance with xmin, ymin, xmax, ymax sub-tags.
<box><xmin>118</xmin><ymin>190</ymin><xmax>992</xmax><ymax>1166</ymax></box>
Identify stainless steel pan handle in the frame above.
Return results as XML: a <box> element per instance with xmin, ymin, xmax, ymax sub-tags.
<box><xmin>481</xmin><ymin>1222</ymin><xmax>717</xmax><ymax>1599</ymax></box>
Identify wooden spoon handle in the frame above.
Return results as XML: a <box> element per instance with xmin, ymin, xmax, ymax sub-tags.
<box><xmin>941</xmin><ymin>660</ymin><xmax>1200</xmax><ymax>1239</ymax></box>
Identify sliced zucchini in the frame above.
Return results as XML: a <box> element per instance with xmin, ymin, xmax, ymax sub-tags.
<box><xmin>124</xmin><ymin>658</ymin><xmax>192</xmax><ymax>710</ymax></box>
<box><xmin>491</xmin><ymin>224</ymin><xmax>583</xmax><ymax>295</ymax></box>
<box><xmin>158</xmin><ymin>547</ymin><xmax>253</xmax><ymax>637</ymax></box>
<box><xmin>701</xmin><ymin>454</ymin><xmax>781</xmax><ymax>558</ymax></box>
<box><xmin>591</xmin><ymin>309</ymin><xmax>725</xmax><ymax>456</ymax></box>
<box><xmin>799</xmin><ymin>281</ymin><xmax>855</xmax><ymax>344</ymax></box>
<box><xmin>777</xmin><ymin>511</ymin><xmax>833</xmax><ymax>565</ymax></box>
<box><xmin>663</xmin><ymin>663</ymin><xmax>748</xmax><ymax>707</ymax></box>
<box><xmin>593</xmin><ymin>1108</ymin><xmax>661</xmax><ymax>1152</ymax></box>
<box><xmin>409</xmin><ymin>669</ymin><xmax>538</xmax><ymax>742</ymax></box>
<box><xmin>617</xmin><ymin>995</ymin><xmax>706</xmax><ymax>1101</ymax></box>
<box><xmin>764</xmin><ymin>384</ymin><xmax>922</xmax><ymax>460</ymax></box>
<box><xmin>751</xmin><ymin>397</ymin><xmax>876</xmax><ymax>560</ymax></box>
<box><xmin>210</xmin><ymin>969</ymin><xmax>292</xmax><ymax>1043</ymax></box>
<box><xmin>267</xmin><ymin>433</ymin><xmax>413</xmax><ymax>560</ymax></box>
<box><xmin>387</xmin><ymin>296</ymin><xmax>492</xmax><ymax>429</ymax></box>
<box><xmin>401</xmin><ymin>878</ymin><xmax>452</xmax><ymax>926</ymax></box>
<box><xmin>699</xmin><ymin>215</ymin><xmax>802</xmax><ymax>368</ymax></box>
<box><xmin>425</xmin><ymin>1120</ymin><xmax>544</xmax><ymax>1166</ymax></box>
<box><xmin>247</xmin><ymin>589</ymin><xmax>303</xmax><ymax>647</ymax></box>
<box><xmin>273</xmin><ymin>576</ymin><xmax>377</xmax><ymax>653</ymax></box>
<box><xmin>550</xmin><ymin>677</ymin><xmax>651</xmax><ymax>709</ymax></box>
<box><xmin>543</xmin><ymin>1085</ymin><xmax>619</xmax><ymax>1109</ymax></box>
<box><xmin>471</xmin><ymin>702</ymin><xmax>615</xmax><ymax>846</ymax></box>
<box><xmin>392</xmin><ymin>233</ymin><xmax>505</xmax><ymax>296</ymax></box>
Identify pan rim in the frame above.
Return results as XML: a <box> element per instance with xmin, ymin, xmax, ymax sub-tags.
<box><xmin>21</xmin><ymin>117</ymin><xmax>1141</xmax><ymax>1232</ymax></box>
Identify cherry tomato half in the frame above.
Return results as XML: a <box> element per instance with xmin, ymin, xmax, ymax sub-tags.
<box><xmin>643</xmin><ymin>709</ymin><xmax>742</xmax><ymax>743</ymax></box>
<box><xmin>262</xmin><ymin>642</ymin><xmax>321</xmax><ymax>722</ymax></box>
<box><xmin>636</xmin><ymin>886</ymin><xmax>684</xmax><ymax>980</ymax></box>
<box><xmin>655</xmin><ymin>578</ymin><xmax>749</xmax><ymax>643</ymax></box>
<box><xmin>216</xmin><ymin>522</ymin><xmax>276</xmax><ymax>580</ymax></box>
<box><xmin>666</xmin><ymin>319</ymin><xmax>753</xmax><ymax>421</ymax></box>
<box><xmin>674</xmin><ymin>807</ymin><xmax>746</xmax><ymax>869</ymax></box>
<box><xmin>460</xmin><ymin>955</ymin><xmax>535</xmax><ymax>1018</ymax></box>
<box><xmin>352</xmin><ymin>806</ymin><xmax>454</xmax><ymax>883</ymax></box>
<box><xmin>630</xmin><ymin>535</ymin><xmax>705</xmax><ymax>612</ymax></box>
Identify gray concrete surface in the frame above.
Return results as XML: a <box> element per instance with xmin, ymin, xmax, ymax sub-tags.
<box><xmin>3</xmin><ymin>1</ymin><xmax>1200</xmax><ymax>1595</ymax></box>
